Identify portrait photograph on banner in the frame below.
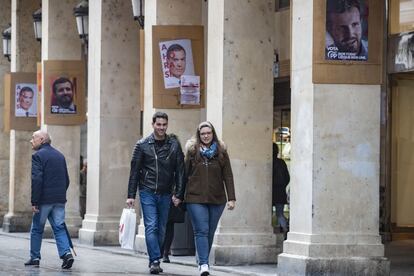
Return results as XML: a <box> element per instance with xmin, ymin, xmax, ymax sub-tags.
<box><xmin>43</xmin><ymin>60</ymin><xmax>86</xmax><ymax>125</ymax></box>
<box><xmin>3</xmin><ymin>72</ymin><xmax>38</xmax><ymax>132</ymax></box>
<box><xmin>325</xmin><ymin>0</ymin><xmax>369</xmax><ymax>61</ymax></box>
<box><xmin>159</xmin><ymin>39</ymin><xmax>195</xmax><ymax>89</ymax></box>
<box><xmin>15</xmin><ymin>83</ymin><xmax>37</xmax><ymax>117</ymax></box>
<box><xmin>50</xmin><ymin>76</ymin><xmax>78</xmax><ymax>114</ymax></box>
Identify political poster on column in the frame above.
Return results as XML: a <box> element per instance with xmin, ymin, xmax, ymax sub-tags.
<box><xmin>325</xmin><ymin>0</ymin><xmax>368</xmax><ymax>61</ymax></box>
<box><xmin>15</xmin><ymin>83</ymin><xmax>37</xmax><ymax>117</ymax></box>
<box><xmin>50</xmin><ymin>76</ymin><xmax>78</xmax><ymax>114</ymax></box>
<box><xmin>159</xmin><ymin>39</ymin><xmax>195</xmax><ymax>89</ymax></box>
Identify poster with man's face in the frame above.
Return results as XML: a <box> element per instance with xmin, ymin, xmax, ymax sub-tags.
<box><xmin>325</xmin><ymin>0</ymin><xmax>368</xmax><ymax>61</ymax></box>
<box><xmin>15</xmin><ymin>83</ymin><xmax>37</xmax><ymax>117</ymax></box>
<box><xmin>159</xmin><ymin>39</ymin><xmax>195</xmax><ymax>89</ymax></box>
<box><xmin>50</xmin><ymin>76</ymin><xmax>77</xmax><ymax>114</ymax></box>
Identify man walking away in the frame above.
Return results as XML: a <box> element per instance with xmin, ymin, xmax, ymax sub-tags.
<box><xmin>25</xmin><ymin>130</ymin><xmax>74</xmax><ymax>269</ymax></box>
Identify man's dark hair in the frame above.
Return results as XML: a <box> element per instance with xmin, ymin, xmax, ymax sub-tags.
<box><xmin>327</xmin><ymin>0</ymin><xmax>361</xmax><ymax>14</ymax></box>
<box><xmin>152</xmin><ymin>112</ymin><xmax>168</xmax><ymax>123</ymax></box>
<box><xmin>166</xmin><ymin>44</ymin><xmax>186</xmax><ymax>59</ymax></box>
<box><xmin>52</xmin><ymin>77</ymin><xmax>73</xmax><ymax>95</ymax></box>
<box><xmin>19</xmin><ymin>86</ymin><xmax>34</xmax><ymax>97</ymax></box>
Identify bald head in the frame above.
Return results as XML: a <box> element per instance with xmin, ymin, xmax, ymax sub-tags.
<box><xmin>31</xmin><ymin>130</ymin><xmax>51</xmax><ymax>150</ymax></box>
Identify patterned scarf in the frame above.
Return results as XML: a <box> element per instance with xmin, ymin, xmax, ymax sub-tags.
<box><xmin>200</xmin><ymin>142</ymin><xmax>217</xmax><ymax>159</ymax></box>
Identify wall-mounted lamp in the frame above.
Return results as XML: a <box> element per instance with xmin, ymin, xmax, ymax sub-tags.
<box><xmin>74</xmin><ymin>0</ymin><xmax>88</xmax><ymax>43</ymax></box>
<box><xmin>131</xmin><ymin>0</ymin><xmax>144</xmax><ymax>29</ymax></box>
<box><xmin>2</xmin><ymin>25</ymin><xmax>11</xmax><ymax>62</ymax></box>
<box><xmin>32</xmin><ymin>8</ymin><xmax>42</xmax><ymax>42</ymax></box>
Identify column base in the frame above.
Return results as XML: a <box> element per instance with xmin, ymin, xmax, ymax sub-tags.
<box><xmin>210</xmin><ymin>231</ymin><xmax>281</xmax><ymax>265</ymax></box>
<box><xmin>277</xmin><ymin>253</ymin><xmax>390</xmax><ymax>276</ymax></box>
<box><xmin>2</xmin><ymin>212</ymin><xmax>32</xmax><ymax>232</ymax></box>
<box><xmin>78</xmin><ymin>214</ymin><xmax>120</xmax><ymax>246</ymax></box>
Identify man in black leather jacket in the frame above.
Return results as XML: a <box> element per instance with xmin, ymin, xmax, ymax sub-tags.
<box><xmin>126</xmin><ymin>112</ymin><xmax>185</xmax><ymax>275</ymax></box>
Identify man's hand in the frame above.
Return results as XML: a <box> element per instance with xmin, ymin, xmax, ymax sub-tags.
<box><xmin>227</xmin><ymin>200</ymin><xmax>235</xmax><ymax>210</ymax></box>
<box><xmin>126</xmin><ymin>198</ymin><xmax>135</xmax><ymax>207</ymax></box>
<box><xmin>32</xmin><ymin>206</ymin><xmax>39</xmax><ymax>213</ymax></box>
<box><xmin>172</xmin><ymin>195</ymin><xmax>182</xmax><ymax>207</ymax></box>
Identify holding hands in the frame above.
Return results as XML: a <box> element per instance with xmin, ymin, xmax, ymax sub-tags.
<box><xmin>172</xmin><ymin>195</ymin><xmax>182</xmax><ymax>207</ymax></box>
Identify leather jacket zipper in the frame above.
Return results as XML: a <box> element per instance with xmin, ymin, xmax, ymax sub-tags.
<box><xmin>166</xmin><ymin>145</ymin><xmax>175</xmax><ymax>160</ymax></box>
<box><xmin>152</xmin><ymin>145</ymin><xmax>159</xmax><ymax>193</ymax></box>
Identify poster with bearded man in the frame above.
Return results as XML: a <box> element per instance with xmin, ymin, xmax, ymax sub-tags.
<box><xmin>325</xmin><ymin>0</ymin><xmax>368</xmax><ymax>61</ymax></box>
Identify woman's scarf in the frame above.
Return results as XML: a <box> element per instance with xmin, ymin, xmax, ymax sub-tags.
<box><xmin>200</xmin><ymin>142</ymin><xmax>217</xmax><ymax>159</ymax></box>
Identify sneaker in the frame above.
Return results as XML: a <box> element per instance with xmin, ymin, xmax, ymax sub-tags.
<box><xmin>24</xmin><ymin>258</ymin><xmax>39</xmax><ymax>267</ymax></box>
<box><xmin>199</xmin><ymin>264</ymin><xmax>210</xmax><ymax>276</ymax></box>
<box><xmin>149</xmin><ymin>260</ymin><xmax>162</xmax><ymax>274</ymax></box>
<box><xmin>61</xmin><ymin>252</ymin><xmax>74</xmax><ymax>269</ymax></box>
<box><xmin>162</xmin><ymin>254</ymin><xmax>170</xmax><ymax>263</ymax></box>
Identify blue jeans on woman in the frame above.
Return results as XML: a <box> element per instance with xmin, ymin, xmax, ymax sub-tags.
<box><xmin>139</xmin><ymin>190</ymin><xmax>171</xmax><ymax>265</ymax></box>
<box><xmin>187</xmin><ymin>203</ymin><xmax>225</xmax><ymax>266</ymax></box>
<box><xmin>30</xmin><ymin>203</ymin><xmax>71</xmax><ymax>260</ymax></box>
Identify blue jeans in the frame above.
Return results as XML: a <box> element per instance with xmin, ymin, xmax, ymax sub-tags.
<box><xmin>139</xmin><ymin>190</ymin><xmax>171</xmax><ymax>264</ymax></box>
<box><xmin>275</xmin><ymin>203</ymin><xmax>288</xmax><ymax>232</ymax></box>
<box><xmin>187</xmin><ymin>203</ymin><xmax>225</xmax><ymax>266</ymax></box>
<box><xmin>30</xmin><ymin>203</ymin><xmax>71</xmax><ymax>260</ymax></box>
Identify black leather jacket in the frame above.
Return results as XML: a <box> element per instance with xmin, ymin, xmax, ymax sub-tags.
<box><xmin>128</xmin><ymin>133</ymin><xmax>186</xmax><ymax>199</ymax></box>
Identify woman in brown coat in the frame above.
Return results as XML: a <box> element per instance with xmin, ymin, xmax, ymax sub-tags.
<box><xmin>184</xmin><ymin>121</ymin><xmax>236</xmax><ymax>276</ymax></box>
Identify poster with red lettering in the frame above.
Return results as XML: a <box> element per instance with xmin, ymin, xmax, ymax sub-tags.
<box><xmin>159</xmin><ymin>39</ymin><xmax>195</xmax><ymax>89</ymax></box>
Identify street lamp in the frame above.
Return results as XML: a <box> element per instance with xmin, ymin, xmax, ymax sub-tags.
<box><xmin>74</xmin><ymin>0</ymin><xmax>88</xmax><ymax>43</ymax></box>
<box><xmin>131</xmin><ymin>0</ymin><xmax>144</xmax><ymax>29</ymax></box>
<box><xmin>32</xmin><ymin>8</ymin><xmax>42</xmax><ymax>42</ymax></box>
<box><xmin>2</xmin><ymin>25</ymin><xmax>11</xmax><ymax>62</ymax></box>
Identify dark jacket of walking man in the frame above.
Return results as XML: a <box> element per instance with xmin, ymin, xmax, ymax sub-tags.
<box><xmin>25</xmin><ymin>130</ymin><xmax>74</xmax><ymax>269</ymax></box>
<box><xmin>126</xmin><ymin>112</ymin><xmax>185</xmax><ymax>275</ymax></box>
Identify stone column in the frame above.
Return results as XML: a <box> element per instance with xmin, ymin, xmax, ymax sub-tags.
<box><xmin>205</xmin><ymin>0</ymin><xmax>278</xmax><ymax>265</ymax></box>
<box><xmin>41</xmin><ymin>0</ymin><xmax>82</xmax><ymax>236</ymax></box>
<box><xmin>3</xmin><ymin>0</ymin><xmax>41</xmax><ymax>232</ymax></box>
<box><xmin>78</xmin><ymin>0</ymin><xmax>140</xmax><ymax>245</ymax></box>
<box><xmin>276</xmin><ymin>1</ymin><xmax>389</xmax><ymax>275</ymax></box>
<box><xmin>0</xmin><ymin>0</ymin><xmax>11</xmax><ymax>227</ymax></box>
<box><xmin>135</xmin><ymin>0</ymin><xmax>203</xmax><ymax>253</ymax></box>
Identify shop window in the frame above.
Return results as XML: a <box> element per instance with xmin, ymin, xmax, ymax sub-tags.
<box><xmin>390</xmin><ymin>0</ymin><xmax>414</xmax><ymax>34</ymax></box>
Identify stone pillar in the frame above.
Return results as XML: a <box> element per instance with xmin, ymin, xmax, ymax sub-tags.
<box><xmin>78</xmin><ymin>0</ymin><xmax>140</xmax><ymax>245</ymax></box>
<box><xmin>41</xmin><ymin>0</ymin><xmax>82</xmax><ymax>236</ymax></box>
<box><xmin>135</xmin><ymin>0</ymin><xmax>203</xmax><ymax>253</ymax></box>
<box><xmin>3</xmin><ymin>0</ymin><xmax>41</xmax><ymax>232</ymax></box>
<box><xmin>276</xmin><ymin>1</ymin><xmax>390</xmax><ymax>275</ymax></box>
<box><xmin>0</xmin><ymin>0</ymin><xmax>11</xmax><ymax>227</ymax></box>
<box><xmin>205</xmin><ymin>0</ymin><xmax>278</xmax><ymax>265</ymax></box>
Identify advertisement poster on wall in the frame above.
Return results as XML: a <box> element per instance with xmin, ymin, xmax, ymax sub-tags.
<box><xmin>159</xmin><ymin>39</ymin><xmax>195</xmax><ymax>89</ymax></box>
<box><xmin>325</xmin><ymin>0</ymin><xmax>369</xmax><ymax>61</ymax></box>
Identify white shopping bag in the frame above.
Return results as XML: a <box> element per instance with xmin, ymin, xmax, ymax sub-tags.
<box><xmin>119</xmin><ymin>208</ymin><xmax>137</xmax><ymax>250</ymax></box>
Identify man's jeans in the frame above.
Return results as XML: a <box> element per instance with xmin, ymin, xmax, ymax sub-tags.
<box><xmin>30</xmin><ymin>203</ymin><xmax>71</xmax><ymax>260</ymax></box>
<box><xmin>187</xmin><ymin>203</ymin><xmax>225</xmax><ymax>266</ymax></box>
<box><xmin>139</xmin><ymin>190</ymin><xmax>171</xmax><ymax>264</ymax></box>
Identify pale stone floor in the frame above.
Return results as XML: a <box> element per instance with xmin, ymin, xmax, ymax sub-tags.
<box><xmin>0</xmin><ymin>230</ymin><xmax>413</xmax><ymax>275</ymax></box>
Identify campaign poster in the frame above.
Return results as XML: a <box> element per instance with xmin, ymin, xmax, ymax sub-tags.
<box><xmin>159</xmin><ymin>39</ymin><xmax>195</xmax><ymax>89</ymax></box>
<box><xmin>50</xmin><ymin>76</ymin><xmax>78</xmax><ymax>114</ymax></box>
<box><xmin>15</xmin><ymin>83</ymin><xmax>37</xmax><ymax>117</ymax></box>
<box><xmin>325</xmin><ymin>0</ymin><xmax>369</xmax><ymax>61</ymax></box>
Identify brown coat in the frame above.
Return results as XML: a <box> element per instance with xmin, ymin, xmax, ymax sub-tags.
<box><xmin>184</xmin><ymin>139</ymin><xmax>236</xmax><ymax>204</ymax></box>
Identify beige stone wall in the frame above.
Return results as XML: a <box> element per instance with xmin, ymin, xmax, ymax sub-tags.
<box><xmin>206</xmin><ymin>0</ymin><xmax>279</xmax><ymax>264</ymax></box>
<box><xmin>0</xmin><ymin>0</ymin><xmax>11</xmax><ymax>225</ymax></box>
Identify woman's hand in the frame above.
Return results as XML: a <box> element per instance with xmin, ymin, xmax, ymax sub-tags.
<box><xmin>227</xmin><ymin>200</ymin><xmax>235</xmax><ymax>210</ymax></box>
